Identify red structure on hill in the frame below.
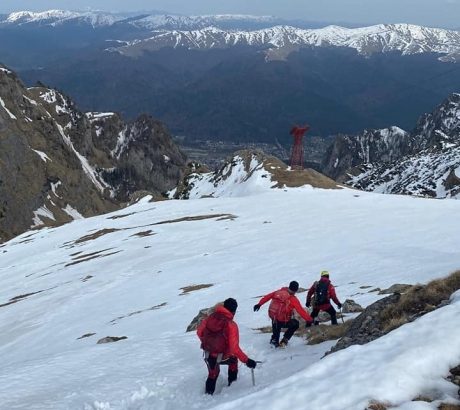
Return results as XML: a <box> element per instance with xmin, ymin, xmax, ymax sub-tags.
<box><xmin>289</xmin><ymin>125</ymin><xmax>310</xmax><ymax>169</ymax></box>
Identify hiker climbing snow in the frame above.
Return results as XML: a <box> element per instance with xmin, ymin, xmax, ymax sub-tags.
<box><xmin>306</xmin><ymin>270</ymin><xmax>342</xmax><ymax>326</ymax></box>
<box><xmin>197</xmin><ymin>298</ymin><xmax>257</xmax><ymax>395</ymax></box>
<box><xmin>254</xmin><ymin>281</ymin><xmax>313</xmax><ymax>348</ymax></box>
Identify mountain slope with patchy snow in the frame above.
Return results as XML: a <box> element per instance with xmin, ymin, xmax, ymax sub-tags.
<box><xmin>325</xmin><ymin>93</ymin><xmax>460</xmax><ymax>198</ymax></box>
<box><xmin>0</xmin><ymin>185</ymin><xmax>459</xmax><ymax>409</ymax></box>
<box><xmin>0</xmin><ymin>66</ymin><xmax>185</xmax><ymax>242</ymax></box>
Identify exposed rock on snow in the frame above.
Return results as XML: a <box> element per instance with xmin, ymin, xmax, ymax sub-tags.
<box><xmin>342</xmin><ymin>299</ymin><xmax>364</xmax><ymax>313</ymax></box>
<box><xmin>329</xmin><ymin>294</ymin><xmax>401</xmax><ymax>354</ymax></box>
<box><xmin>97</xmin><ymin>336</ymin><xmax>128</xmax><ymax>344</ymax></box>
<box><xmin>174</xmin><ymin>150</ymin><xmax>339</xmax><ymax>199</ymax></box>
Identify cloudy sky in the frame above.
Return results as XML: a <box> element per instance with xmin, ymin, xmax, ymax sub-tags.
<box><xmin>1</xmin><ymin>0</ymin><xmax>460</xmax><ymax>28</ymax></box>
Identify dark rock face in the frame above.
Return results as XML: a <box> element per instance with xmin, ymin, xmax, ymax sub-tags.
<box><xmin>322</xmin><ymin>127</ymin><xmax>410</xmax><ymax>182</ymax></box>
<box><xmin>0</xmin><ymin>66</ymin><xmax>186</xmax><ymax>242</ymax></box>
<box><xmin>322</xmin><ymin>94</ymin><xmax>460</xmax><ymax>198</ymax></box>
<box><xmin>329</xmin><ymin>294</ymin><xmax>401</xmax><ymax>354</ymax></box>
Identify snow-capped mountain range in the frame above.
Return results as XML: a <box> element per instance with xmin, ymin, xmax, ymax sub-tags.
<box><xmin>0</xmin><ymin>10</ymin><xmax>278</xmax><ymax>29</ymax></box>
<box><xmin>323</xmin><ymin>93</ymin><xmax>460</xmax><ymax>199</ymax></box>
<box><xmin>111</xmin><ymin>23</ymin><xmax>460</xmax><ymax>60</ymax></box>
<box><xmin>1</xmin><ymin>10</ymin><xmax>126</xmax><ymax>28</ymax></box>
<box><xmin>2</xmin><ymin>10</ymin><xmax>460</xmax><ymax>60</ymax></box>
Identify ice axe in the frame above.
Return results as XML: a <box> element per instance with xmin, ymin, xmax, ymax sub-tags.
<box><xmin>251</xmin><ymin>361</ymin><xmax>264</xmax><ymax>387</ymax></box>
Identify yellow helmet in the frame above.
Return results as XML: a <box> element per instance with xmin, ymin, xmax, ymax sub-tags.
<box><xmin>321</xmin><ymin>270</ymin><xmax>330</xmax><ymax>277</ymax></box>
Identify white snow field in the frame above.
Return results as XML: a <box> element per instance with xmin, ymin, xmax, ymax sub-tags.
<box><xmin>0</xmin><ymin>186</ymin><xmax>459</xmax><ymax>410</ymax></box>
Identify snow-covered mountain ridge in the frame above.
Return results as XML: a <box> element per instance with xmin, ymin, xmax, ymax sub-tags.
<box><xmin>323</xmin><ymin>93</ymin><xmax>460</xmax><ymax>198</ymax></box>
<box><xmin>3</xmin><ymin>11</ymin><xmax>460</xmax><ymax>60</ymax></box>
<box><xmin>0</xmin><ymin>10</ymin><xmax>277</xmax><ymax>29</ymax></box>
<box><xmin>172</xmin><ymin>150</ymin><xmax>339</xmax><ymax>199</ymax></box>
<box><xmin>0</xmin><ymin>186</ymin><xmax>459</xmax><ymax>409</ymax></box>
<box><xmin>2</xmin><ymin>9</ymin><xmax>126</xmax><ymax>28</ymax></box>
<box><xmin>111</xmin><ymin>23</ymin><xmax>460</xmax><ymax>60</ymax></box>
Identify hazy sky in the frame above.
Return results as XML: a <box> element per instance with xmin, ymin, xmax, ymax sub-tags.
<box><xmin>1</xmin><ymin>0</ymin><xmax>460</xmax><ymax>29</ymax></box>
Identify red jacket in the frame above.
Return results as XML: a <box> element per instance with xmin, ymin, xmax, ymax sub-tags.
<box><xmin>306</xmin><ymin>277</ymin><xmax>341</xmax><ymax>310</ymax></box>
<box><xmin>257</xmin><ymin>287</ymin><xmax>313</xmax><ymax>323</ymax></box>
<box><xmin>197</xmin><ymin>305</ymin><xmax>249</xmax><ymax>364</ymax></box>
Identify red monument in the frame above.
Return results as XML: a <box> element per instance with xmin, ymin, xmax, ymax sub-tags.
<box><xmin>289</xmin><ymin>124</ymin><xmax>310</xmax><ymax>169</ymax></box>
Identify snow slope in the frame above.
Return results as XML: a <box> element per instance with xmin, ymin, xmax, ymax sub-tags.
<box><xmin>0</xmin><ymin>185</ymin><xmax>459</xmax><ymax>409</ymax></box>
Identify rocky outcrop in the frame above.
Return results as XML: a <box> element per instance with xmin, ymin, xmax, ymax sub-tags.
<box><xmin>173</xmin><ymin>149</ymin><xmax>339</xmax><ymax>199</ymax></box>
<box><xmin>323</xmin><ymin>94</ymin><xmax>460</xmax><ymax>199</ymax></box>
<box><xmin>322</xmin><ymin>127</ymin><xmax>410</xmax><ymax>182</ymax></box>
<box><xmin>0</xmin><ymin>65</ymin><xmax>186</xmax><ymax>242</ymax></box>
<box><xmin>329</xmin><ymin>294</ymin><xmax>401</xmax><ymax>354</ymax></box>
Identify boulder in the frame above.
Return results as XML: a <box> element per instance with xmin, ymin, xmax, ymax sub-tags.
<box><xmin>342</xmin><ymin>299</ymin><xmax>364</xmax><ymax>313</ymax></box>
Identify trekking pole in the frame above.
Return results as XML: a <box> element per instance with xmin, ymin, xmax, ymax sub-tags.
<box><xmin>251</xmin><ymin>361</ymin><xmax>263</xmax><ymax>387</ymax></box>
<box><xmin>340</xmin><ymin>307</ymin><xmax>345</xmax><ymax>324</ymax></box>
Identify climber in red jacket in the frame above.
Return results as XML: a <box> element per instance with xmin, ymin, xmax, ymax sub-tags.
<box><xmin>197</xmin><ymin>298</ymin><xmax>257</xmax><ymax>395</ymax></box>
<box><xmin>254</xmin><ymin>281</ymin><xmax>313</xmax><ymax>348</ymax></box>
<box><xmin>306</xmin><ymin>271</ymin><xmax>342</xmax><ymax>325</ymax></box>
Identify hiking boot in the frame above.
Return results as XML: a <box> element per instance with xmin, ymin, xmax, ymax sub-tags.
<box><xmin>228</xmin><ymin>370</ymin><xmax>238</xmax><ymax>386</ymax></box>
<box><xmin>314</xmin><ymin>320</ymin><xmax>320</xmax><ymax>326</ymax></box>
<box><xmin>279</xmin><ymin>338</ymin><xmax>288</xmax><ymax>348</ymax></box>
<box><xmin>270</xmin><ymin>338</ymin><xmax>279</xmax><ymax>348</ymax></box>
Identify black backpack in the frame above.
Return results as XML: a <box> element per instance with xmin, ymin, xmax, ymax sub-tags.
<box><xmin>315</xmin><ymin>281</ymin><xmax>329</xmax><ymax>305</ymax></box>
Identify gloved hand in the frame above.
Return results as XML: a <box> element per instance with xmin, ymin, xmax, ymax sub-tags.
<box><xmin>305</xmin><ymin>302</ymin><xmax>310</xmax><ymax>308</ymax></box>
<box><xmin>305</xmin><ymin>321</ymin><xmax>313</xmax><ymax>328</ymax></box>
<box><xmin>246</xmin><ymin>358</ymin><xmax>257</xmax><ymax>369</ymax></box>
<box><xmin>253</xmin><ymin>304</ymin><xmax>261</xmax><ymax>312</ymax></box>
<box><xmin>337</xmin><ymin>303</ymin><xmax>342</xmax><ymax>310</ymax></box>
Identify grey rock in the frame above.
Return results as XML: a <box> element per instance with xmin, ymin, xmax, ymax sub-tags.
<box><xmin>329</xmin><ymin>293</ymin><xmax>401</xmax><ymax>354</ymax></box>
<box><xmin>378</xmin><ymin>284</ymin><xmax>413</xmax><ymax>295</ymax></box>
<box><xmin>97</xmin><ymin>336</ymin><xmax>128</xmax><ymax>344</ymax></box>
<box><xmin>342</xmin><ymin>299</ymin><xmax>364</xmax><ymax>313</ymax></box>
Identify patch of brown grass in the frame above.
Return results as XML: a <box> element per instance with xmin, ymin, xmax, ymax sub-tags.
<box><xmin>180</xmin><ymin>284</ymin><xmax>214</xmax><ymax>295</ymax></box>
<box><xmin>438</xmin><ymin>404</ymin><xmax>460</xmax><ymax>410</ymax></box>
<box><xmin>0</xmin><ymin>289</ymin><xmax>48</xmax><ymax>308</ymax></box>
<box><xmin>74</xmin><ymin>228</ymin><xmax>120</xmax><ymax>244</ymax></box>
<box><xmin>131</xmin><ymin>230</ymin><xmax>155</xmax><ymax>238</ymax></box>
<box><xmin>153</xmin><ymin>214</ymin><xmax>234</xmax><ymax>225</ymax></box>
<box><xmin>267</xmin><ymin>158</ymin><xmax>340</xmax><ymax>189</ymax></box>
<box><xmin>303</xmin><ymin>322</ymin><xmax>351</xmax><ymax>345</ymax></box>
<box><xmin>65</xmin><ymin>250</ymin><xmax>122</xmax><ymax>267</ymax></box>
<box><xmin>110</xmin><ymin>302</ymin><xmax>167</xmax><ymax>324</ymax></box>
<box><xmin>107</xmin><ymin>213</ymin><xmax>136</xmax><ymax>220</ymax></box>
<box><xmin>253</xmin><ymin>326</ymin><xmax>272</xmax><ymax>334</ymax></box>
<box><xmin>381</xmin><ymin>270</ymin><xmax>460</xmax><ymax>333</ymax></box>
<box><xmin>366</xmin><ymin>401</ymin><xmax>391</xmax><ymax>410</ymax></box>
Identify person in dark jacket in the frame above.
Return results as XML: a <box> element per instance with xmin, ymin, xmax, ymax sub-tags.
<box><xmin>254</xmin><ymin>281</ymin><xmax>313</xmax><ymax>348</ymax></box>
<box><xmin>306</xmin><ymin>271</ymin><xmax>342</xmax><ymax>325</ymax></box>
<box><xmin>197</xmin><ymin>298</ymin><xmax>257</xmax><ymax>395</ymax></box>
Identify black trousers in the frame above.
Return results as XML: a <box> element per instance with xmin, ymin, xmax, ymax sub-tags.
<box><xmin>204</xmin><ymin>356</ymin><xmax>238</xmax><ymax>395</ymax></box>
<box><xmin>271</xmin><ymin>318</ymin><xmax>299</xmax><ymax>342</ymax></box>
<box><xmin>311</xmin><ymin>305</ymin><xmax>338</xmax><ymax>325</ymax></box>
